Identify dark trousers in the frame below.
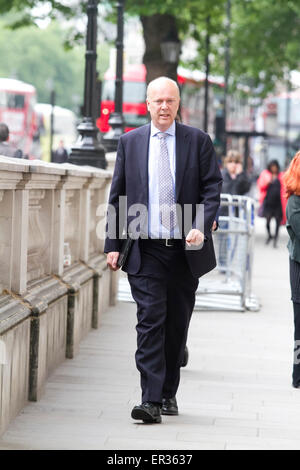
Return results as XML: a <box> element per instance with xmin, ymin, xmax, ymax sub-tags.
<box><xmin>293</xmin><ymin>302</ymin><xmax>300</xmax><ymax>387</ymax></box>
<box><xmin>128</xmin><ymin>240</ymin><xmax>199</xmax><ymax>404</ymax></box>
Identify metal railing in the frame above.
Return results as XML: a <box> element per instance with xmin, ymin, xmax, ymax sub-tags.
<box><xmin>194</xmin><ymin>194</ymin><xmax>259</xmax><ymax>311</ymax></box>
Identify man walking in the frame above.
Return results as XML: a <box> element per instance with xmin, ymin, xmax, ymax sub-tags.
<box><xmin>105</xmin><ymin>77</ymin><xmax>222</xmax><ymax>423</ymax></box>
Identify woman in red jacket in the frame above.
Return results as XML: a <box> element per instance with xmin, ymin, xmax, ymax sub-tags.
<box><xmin>257</xmin><ymin>160</ymin><xmax>287</xmax><ymax>247</ymax></box>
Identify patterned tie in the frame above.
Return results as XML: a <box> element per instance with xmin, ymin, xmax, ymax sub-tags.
<box><xmin>157</xmin><ymin>132</ymin><xmax>177</xmax><ymax>231</ymax></box>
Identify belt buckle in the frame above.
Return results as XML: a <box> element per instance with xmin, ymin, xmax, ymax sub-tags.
<box><xmin>165</xmin><ymin>239</ymin><xmax>172</xmax><ymax>247</ymax></box>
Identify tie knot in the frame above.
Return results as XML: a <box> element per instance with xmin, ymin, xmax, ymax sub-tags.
<box><xmin>157</xmin><ymin>132</ymin><xmax>167</xmax><ymax>140</ymax></box>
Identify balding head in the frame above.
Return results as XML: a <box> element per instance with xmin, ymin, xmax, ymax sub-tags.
<box><xmin>147</xmin><ymin>76</ymin><xmax>180</xmax><ymax>100</ymax></box>
<box><xmin>146</xmin><ymin>76</ymin><xmax>180</xmax><ymax>132</ymax></box>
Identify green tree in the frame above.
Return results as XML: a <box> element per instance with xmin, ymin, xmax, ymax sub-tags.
<box><xmin>110</xmin><ymin>0</ymin><xmax>226</xmax><ymax>83</ymax></box>
<box><xmin>0</xmin><ymin>0</ymin><xmax>299</xmax><ymax>94</ymax></box>
<box><xmin>229</xmin><ymin>0</ymin><xmax>300</xmax><ymax>94</ymax></box>
<box><xmin>178</xmin><ymin>0</ymin><xmax>300</xmax><ymax>96</ymax></box>
<box><xmin>0</xmin><ymin>1</ymin><xmax>227</xmax><ymax>84</ymax></box>
<box><xmin>0</xmin><ymin>17</ymin><xmax>109</xmax><ymax>111</ymax></box>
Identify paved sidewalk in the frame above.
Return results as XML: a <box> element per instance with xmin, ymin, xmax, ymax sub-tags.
<box><xmin>0</xmin><ymin>218</ymin><xmax>299</xmax><ymax>450</ymax></box>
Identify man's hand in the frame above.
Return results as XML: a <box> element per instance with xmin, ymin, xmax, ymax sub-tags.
<box><xmin>212</xmin><ymin>220</ymin><xmax>218</xmax><ymax>231</ymax></box>
<box><xmin>107</xmin><ymin>252</ymin><xmax>120</xmax><ymax>271</ymax></box>
<box><xmin>185</xmin><ymin>229</ymin><xmax>204</xmax><ymax>247</ymax></box>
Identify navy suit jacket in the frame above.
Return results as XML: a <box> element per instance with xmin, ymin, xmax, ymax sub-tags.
<box><xmin>104</xmin><ymin>122</ymin><xmax>222</xmax><ymax>278</ymax></box>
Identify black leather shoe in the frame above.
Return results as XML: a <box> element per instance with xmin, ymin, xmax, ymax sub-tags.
<box><xmin>161</xmin><ymin>397</ymin><xmax>178</xmax><ymax>416</ymax></box>
<box><xmin>131</xmin><ymin>402</ymin><xmax>162</xmax><ymax>423</ymax></box>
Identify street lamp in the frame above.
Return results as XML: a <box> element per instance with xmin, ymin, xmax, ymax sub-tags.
<box><xmin>223</xmin><ymin>0</ymin><xmax>231</xmax><ymax>156</ymax></box>
<box><xmin>103</xmin><ymin>0</ymin><xmax>125</xmax><ymax>152</ymax></box>
<box><xmin>45</xmin><ymin>78</ymin><xmax>55</xmax><ymax>162</ymax></box>
<box><xmin>68</xmin><ymin>0</ymin><xmax>107</xmax><ymax>169</ymax></box>
<box><xmin>204</xmin><ymin>16</ymin><xmax>210</xmax><ymax>133</ymax></box>
<box><xmin>160</xmin><ymin>30</ymin><xmax>181</xmax><ymax>64</ymax></box>
<box><xmin>285</xmin><ymin>70</ymin><xmax>292</xmax><ymax>166</ymax></box>
<box><xmin>49</xmin><ymin>89</ymin><xmax>56</xmax><ymax>162</ymax></box>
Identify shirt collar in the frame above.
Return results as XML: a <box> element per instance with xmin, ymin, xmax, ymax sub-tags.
<box><xmin>150</xmin><ymin>120</ymin><xmax>176</xmax><ymax>137</ymax></box>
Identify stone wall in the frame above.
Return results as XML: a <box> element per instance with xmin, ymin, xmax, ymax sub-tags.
<box><xmin>0</xmin><ymin>155</ymin><xmax>115</xmax><ymax>435</ymax></box>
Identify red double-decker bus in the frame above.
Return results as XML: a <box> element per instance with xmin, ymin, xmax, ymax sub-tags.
<box><xmin>0</xmin><ymin>78</ymin><xmax>38</xmax><ymax>158</ymax></box>
<box><xmin>97</xmin><ymin>64</ymin><xmax>148</xmax><ymax>134</ymax></box>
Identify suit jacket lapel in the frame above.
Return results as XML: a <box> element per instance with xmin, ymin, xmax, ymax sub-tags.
<box><xmin>175</xmin><ymin>122</ymin><xmax>191</xmax><ymax>201</ymax></box>
<box><xmin>137</xmin><ymin>124</ymin><xmax>150</xmax><ymax>204</ymax></box>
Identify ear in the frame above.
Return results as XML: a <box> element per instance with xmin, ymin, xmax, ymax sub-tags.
<box><xmin>146</xmin><ymin>99</ymin><xmax>150</xmax><ymax>112</ymax></box>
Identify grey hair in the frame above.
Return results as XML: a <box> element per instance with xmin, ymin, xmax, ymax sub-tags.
<box><xmin>146</xmin><ymin>76</ymin><xmax>180</xmax><ymax>98</ymax></box>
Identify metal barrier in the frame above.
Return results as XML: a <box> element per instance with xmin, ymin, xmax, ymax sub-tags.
<box><xmin>194</xmin><ymin>194</ymin><xmax>260</xmax><ymax>312</ymax></box>
<box><xmin>117</xmin><ymin>194</ymin><xmax>260</xmax><ymax>312</ymax></box>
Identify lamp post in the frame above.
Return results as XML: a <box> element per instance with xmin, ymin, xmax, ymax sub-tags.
<box><xmin>160</xmin><ymin>30</ymin><xmax>181</xmax><ymax>65</ymax></box>
<box><xmin>50</xmin><ymin>89</ymin><xmax>55</xmax><ymax>162</ymax></box>
<box><xmin>285</xmin><ymin>71</ymin><xmax>292</xmax><ymax>166</ymax></box>
<box><xmin>160</xmin><ymin>29</ymin><xmax>181</xmax><ymax>119</ymax></box>
<box><xmin>68</xmin><ymin>0</ymin><xmax>107</xmax><ymax>169</ymax></box>
<box><xmin>103</xmin><ymin>0</ymin><xmax>125</xmax><ymax>152</ymax></box>
<box><xmin>204</xmin><ymin>16</ymin><xmax>210</xmax><ymax>133</ymax></box>
<box><xmin>223</xmin><ymin>0</ymin><xmax>231</xmax><ymax>156</ymax></box>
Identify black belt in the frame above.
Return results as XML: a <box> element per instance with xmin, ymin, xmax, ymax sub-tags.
<box><xmin>145</xmin><ymin>238</ymin><xmax>183</xmax><ymax>247</ymax></box>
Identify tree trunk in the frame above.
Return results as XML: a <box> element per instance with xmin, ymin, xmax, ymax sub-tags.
<box><xmin>140</xmin><ymin>14</ymin><xmax>180</xmax><ymax>85</ymax></box>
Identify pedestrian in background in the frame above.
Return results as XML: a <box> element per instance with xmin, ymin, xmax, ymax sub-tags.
<box><xmin>218</xmin><ymin>150</ymin><xmax>251</xmax><ymax>269</ymax></box>
<box><xmin>221</xmin><ymin>149</ymin><xmax>251</xmax><ymax>197</ymax></box>
<box><xmin>283</xmin><ymin>151</ymin><xmax>300</xmax><ymax>388</ymax></box>
<box><xmin>0</xmin><ymin>123</ymin><xmax>23</xmax><ymax>158</ymax></box>
<box><xmin>52</xmin><ymin>139</ymin><xmax>68</xmax><ymax>163</ymax></box>
<box><xmin>257</xmin><ymin>160</ymin><xmax>287</xmax><ymax>248</ymax></box>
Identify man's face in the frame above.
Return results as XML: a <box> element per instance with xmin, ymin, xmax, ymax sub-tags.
<box><xmin>146</xmin><ymin>80</ymin><xmax>180</xmax><ymax>132</ymax></box>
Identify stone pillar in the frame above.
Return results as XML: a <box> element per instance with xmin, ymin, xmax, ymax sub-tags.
<box><xmin>59</xmin><ymin>165</ymin><xmax>95</xmax><ymax>358</ymax></box>
<box><xmin>0</xmin><ymin>159</ymin><xmax>29</xmax><ymax>294</ymax></box>
<box><xmin>0</xmin><ymin>295</ymin><xmax>31</xmax><ymax>437</ymax></box>
<box><xmin>86</xmin><ymin>169</ymin><xmax>113</xmax><ymax>328</ymax></box>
